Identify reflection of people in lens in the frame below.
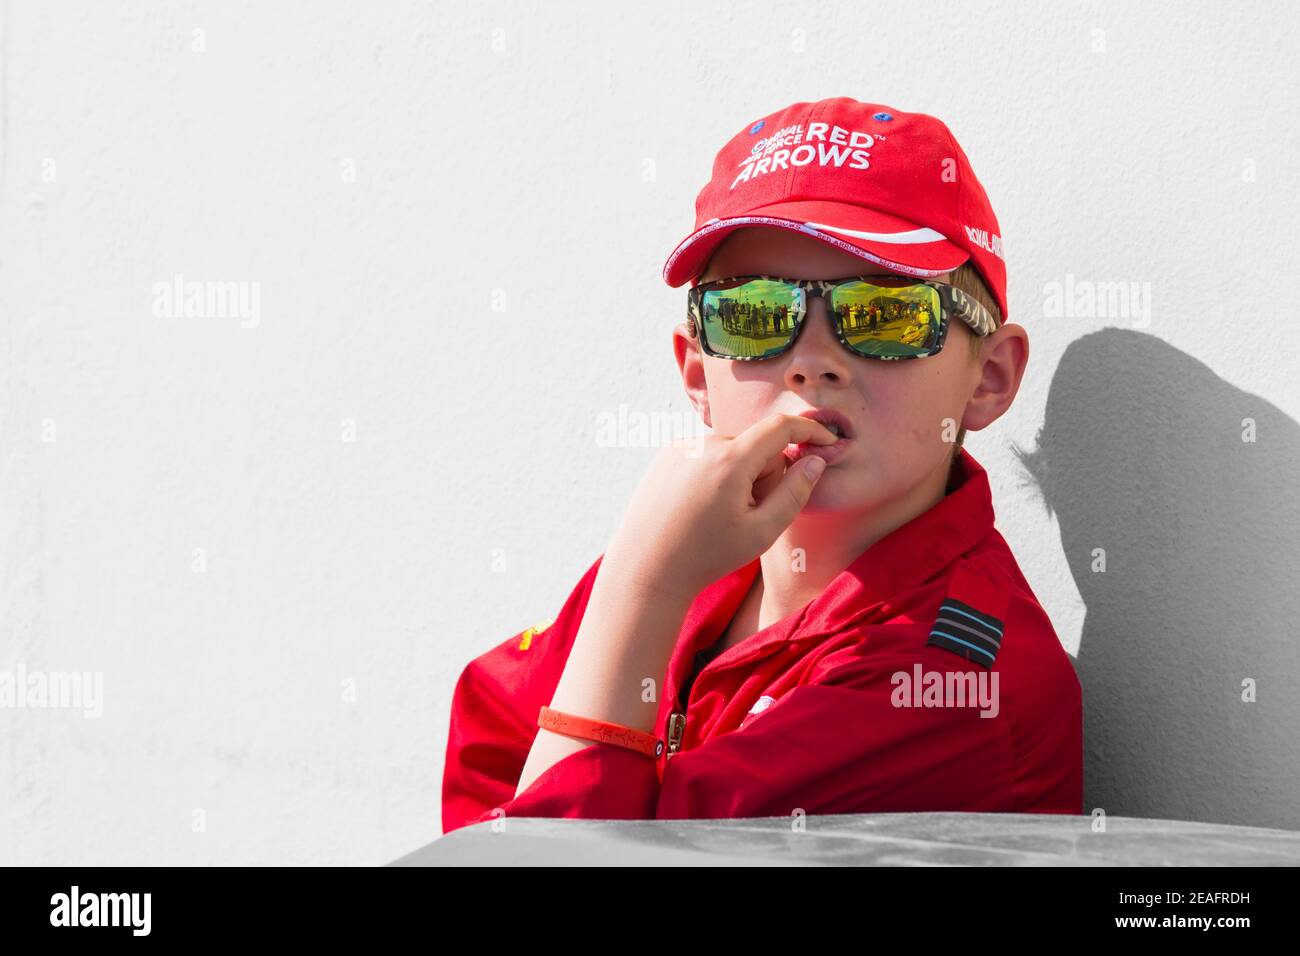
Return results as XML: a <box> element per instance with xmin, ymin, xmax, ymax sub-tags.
<box><xmin>901</xmin><ymin>307</ymin><xmax>933</xmax><ymax>347</ymax></box>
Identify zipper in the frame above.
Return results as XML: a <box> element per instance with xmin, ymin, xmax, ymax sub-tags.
<box><xmin>666</xmin><ymin>712</ymin><xmax>687</xmax><ymax>755</ymax></box>
<box><xmin>664</xmin><ymin>638</ymin><xmax>786</xmax><ymax>758</ymax></box>
<box><xmin>665</xmin><ymin>640</ymin><xmax>713</xmax><ymax>758</ymax></box>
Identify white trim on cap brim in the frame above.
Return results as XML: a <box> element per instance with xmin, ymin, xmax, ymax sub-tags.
<box><xmin>805</xmin><ymin>221</ymin><xmax>947</xmax><ymax>244</ymax></box>
<box><xmin>662</xmin><ymin>215</ymin><xmax>966</xmax><ymax>286</ymax></box>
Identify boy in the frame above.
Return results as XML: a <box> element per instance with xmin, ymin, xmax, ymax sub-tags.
<box><xmin>441</xmin><ymin>98</ymin><xmax>1082</xmax><ymax>833</ymax></box>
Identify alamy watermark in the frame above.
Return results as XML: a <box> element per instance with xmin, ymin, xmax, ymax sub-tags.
<box><xmin>50</xmin><ymin>886</ymin><xmax>150</xmax><ymax>935</ymax></box>
<box><xmin>152</xmin><ymin>273</ymin><xmax>261</xmax><ymax>328</ymax></box>
<box><xmin>1042</xmin><ymin>272</ymin><xmax>1151</xmax><ymax>328</ymax></box>
<box><xmin>595</xmin><ymin>404</ymin><xmax>711</xmax><ymax>457</ymax></box>
<box><xmin>0</xmin><ymin>663</ymin><xmax>103</xmax><ymax>717</ymax></box>
<box><xmin>891</xmin><ymin>663</ymin><xmax>999</xmax><ymax>718</ymax></box>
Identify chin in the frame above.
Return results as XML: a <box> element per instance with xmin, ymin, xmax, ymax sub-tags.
<box><xmin>799</xmin><ymin>473</ymin><xmax>866</xmax><ymax>515</ymax></box>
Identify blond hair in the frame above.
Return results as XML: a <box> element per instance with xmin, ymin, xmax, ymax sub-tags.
<box><xmin>948</xmin><ymin>261</ymin><xmax>1002</xmax><ymax>459</ymax></box>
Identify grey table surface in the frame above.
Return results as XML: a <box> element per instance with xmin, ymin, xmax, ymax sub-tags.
<box><xmin>389</xmin><ymin>812</ymin><xmax>1300</xmax><ymax>866</ymax></box>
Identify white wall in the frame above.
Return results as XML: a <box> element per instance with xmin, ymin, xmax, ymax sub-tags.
<box><xmin>2</xmin><ymin>0</ymin><xmax>1297</xmax><ymax>865</ymax></box>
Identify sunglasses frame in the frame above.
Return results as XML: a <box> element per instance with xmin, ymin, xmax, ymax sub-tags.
<box><xmin>686</xmin><ymin>274</ymin><xmax>999</xmax><ymax>362</ymax></box>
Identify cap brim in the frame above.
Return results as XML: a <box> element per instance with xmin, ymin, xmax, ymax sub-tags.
<box><xmin>662</xmin><ymin>200</ymin><xmax>970</xmax><ymax>287</ymax></box>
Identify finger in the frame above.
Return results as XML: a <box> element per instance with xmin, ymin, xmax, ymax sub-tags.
<box><xmin>729</xmin><ymin>413</ymin><xmax>838</xmax><ymax>478</ymax></box>
<box><xmin>752</xmin><ymin>454</ymin><xmax>827</xmax><ymax>535</ymax></box>
<box><xmin>750</xmin><ymin>449</ymin><xmax>789</xmax><ymax>505</ymax></box>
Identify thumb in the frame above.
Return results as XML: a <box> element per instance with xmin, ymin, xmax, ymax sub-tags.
<box><xmin>752</xmin><ymin>454</ymin><xmax>825</xmax><ymax>535</ymax></box>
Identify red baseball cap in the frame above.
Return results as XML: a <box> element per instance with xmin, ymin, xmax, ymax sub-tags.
<box><xmin>661</xmin><ymin>97</ymin><xmax>1009</xmax><ymax>322</ymax></box>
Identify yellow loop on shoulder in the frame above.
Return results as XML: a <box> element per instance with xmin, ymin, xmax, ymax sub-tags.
<box><xmin>517</xmin><ymin>617</ymin><xmax>555</xmax><ymax>651</ymax></box>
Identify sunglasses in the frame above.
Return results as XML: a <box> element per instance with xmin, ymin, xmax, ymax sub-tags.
<box><xmin>687</xmin><ymin>275</ymin><xmax>998</xmax><ymax>361</ymax></box>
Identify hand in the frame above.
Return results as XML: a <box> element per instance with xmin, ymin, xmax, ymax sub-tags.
<box><xmin>602</xmin><ymin>413</ymin><xmax>839</xmax><ymax>603</ymax></box>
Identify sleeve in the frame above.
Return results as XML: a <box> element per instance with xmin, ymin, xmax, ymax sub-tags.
<box><xmin>440</xmin><ymin>553</ymin><xmax>605</xmax><ymax>834</ymax></box>
<box><xmin>455</xmin><ymin>643</ymin><xmax>1020</xmax><ymax>829</ymax></box>
<box><xmin>994</xmin><ymin>593</ymin><xmax>1085</xmax><ymax>814</ymax></box>
<box><xmin>457</xmin><ymin>741</ymin><xmax>663</xmax><ymax>828</ymax></box>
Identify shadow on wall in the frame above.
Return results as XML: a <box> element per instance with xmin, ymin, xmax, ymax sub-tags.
<box><xmin>1014</xmin><ymin>329</ymin><xmax>1300</xmax><ymax>831</ymax></box>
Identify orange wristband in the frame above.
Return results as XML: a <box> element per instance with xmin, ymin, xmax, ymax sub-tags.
<box><xmin>538</xmin><ymin>706</ymin><xmax>664</xmax><ymax>759</ymax></box>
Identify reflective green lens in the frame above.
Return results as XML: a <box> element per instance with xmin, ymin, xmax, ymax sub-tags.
<box><xmin>699</xmin><ymin>278</ymin><xmax>803</xmax><ymax>359</ymax></box>
<box><xmin>697</xmin><ymin>277</ymin><xmax>944</xmax><ymax>360</ymax></box>
<box><xmin>832</xmin><ymin>280</ymin><xmax>942</xmax><ymax>358</ymax></box>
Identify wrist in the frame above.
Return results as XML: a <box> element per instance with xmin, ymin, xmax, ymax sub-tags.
<box><xmin>553</xmin><ymin>552</ymin><xmax>695</xmax><ymax>734</ymax></box>
<box><xmin>599</xmin><ymin>544</ymin><xmax>698</xmax><ymax>610</ymax></box>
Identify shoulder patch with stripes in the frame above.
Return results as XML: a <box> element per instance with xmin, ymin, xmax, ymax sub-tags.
<box><xmin>926</xmin><ymin>558</ymin><xmax>1011</xmax><ymax>669</ymax></box>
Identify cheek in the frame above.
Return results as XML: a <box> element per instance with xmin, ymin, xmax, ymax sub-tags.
<box><xmin>862</xmin><ymin>365</ymin><xmax>961</xmax><ymax>447</ymax></box>
<box><xmin>702</xmin><ymin>363</ymin><xmax>788</xmax><ymax>435</ymax></box>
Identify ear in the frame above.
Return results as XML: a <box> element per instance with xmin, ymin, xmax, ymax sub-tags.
<box><xmin>673</xmin><ymin>318</ymin><xmax>712</xmax><ymax>429</ymax></box>
<box><xmin>961</xmin><ymin>322</ymin><xmax>1029</xmax><ymax>433</ymax></box>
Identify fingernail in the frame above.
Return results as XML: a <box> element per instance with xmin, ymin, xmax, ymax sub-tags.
<box><xmin>803</xmin><ymin>456</ymin><xmax>825</xmax><ymax>479</ymax></box>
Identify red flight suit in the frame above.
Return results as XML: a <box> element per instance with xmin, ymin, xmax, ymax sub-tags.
<box><xmin>441</xmin><ymin>446</ymin><xmax>1083</xmax><ymax>833</ymax></box>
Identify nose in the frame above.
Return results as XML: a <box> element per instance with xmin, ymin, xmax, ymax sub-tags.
<box><xmin>784</xmin><ymin>291</ymin><xmax>853</xmax><ymax>387</ymax></box>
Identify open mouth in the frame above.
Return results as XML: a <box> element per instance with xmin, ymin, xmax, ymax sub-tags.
<box><xmin>798</xmin><ymin>408</ymin><xmax>854</xmax><ymax>441</ymax></box>
<box><xmin>784</xmin><ymin>409</ymin><xmax>854</xmax><ymax>467</ymax></box>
